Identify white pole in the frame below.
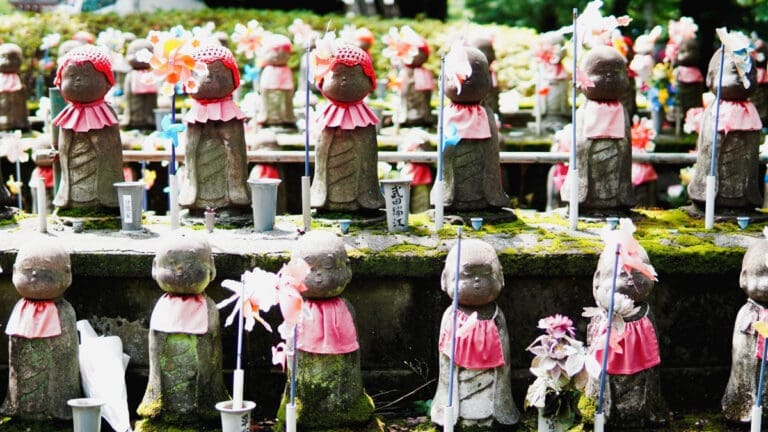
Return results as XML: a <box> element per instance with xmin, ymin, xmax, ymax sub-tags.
<box><xmin>594</xmin><ymin>412</ymin><xmax>606</xmax><ymax>432</ymax></box>
<box><xmin>286</xmin><ymin>403</ymin><xmax>297</xmax><ymax>432</ymax></box>
<box><xmin>751</xmin><ymin>405</ymin><xmax>762</xmax><ymax>432</ymax></box>
<box><xmin>301</xmin><ymin>176</ymin><xmax>311</xmax><ymax>232</ymax></box>
<box><xmin>704</xmin><ymin>175</ymin><xmax>716</xmax><ymax>230</ymax></box>
<box><xmin>569</xmin><ymin>8</ymin><xmax>579</xmax><ymax>232</ymax></box>
<box><xmin>36</xmin><ymin>177</ymin><xmax>46</xmax><ymax>233</ymax></box>
<box><xmin>443</xmin><ymin>407</ymin><xmax>453</xmax><ymax>432</ymax></box>
<box><xmin>169</xmin><ymin>173</ymin><xmax>179</xmax><ymax>230</ymax></box>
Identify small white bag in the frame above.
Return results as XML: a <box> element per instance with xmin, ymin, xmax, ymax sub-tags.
<box><xmin>76</xmin><ymin>320</ymin><xmax>133</xmax><ymax>432</ymax></box>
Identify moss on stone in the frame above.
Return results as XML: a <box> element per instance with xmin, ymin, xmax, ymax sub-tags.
<box><xmin>134</xmin><ymin>418</ymin><xmax>220</xmax><ymax>432</ymax></box>
<box><xmin>0</xmin><ymin>417</ymin><xmax>71</xmax><ymax>432</ymax></box>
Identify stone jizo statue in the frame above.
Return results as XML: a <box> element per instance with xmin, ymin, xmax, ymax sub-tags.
<box><xmin>310</xmin><ymin>43</ymin><xmax>384</xmax><ymax>213</ymax></box>
<box><xmin>123</xmin><ymin>38</ymin><xmax>158</xmax><ymax>131</ymax></box>
<box><xmin>278</xmin><ymin>231</ymin><xmax>375</xmax><ymax>428</ymax></box>
<box><xmin>257</xmin><ymin>33</ymin><xmax>296</xmax><ymax>128</ymax></box>
<box><xmin>688</xmin><ymin>46</ymin><xmax>763</xmax><ymax>211</ymax></box>
<box><xmin>562</xmin><ymin>45</ymin><xmax>634</xmax><ymax>212</ymax></box>
<box><xmin>430</xmin><ymin>45</ymin><xmax>508</xmax><ymax>212</ymax></box>
<box><xmin>0</xmin><ymin>43</ymin><xmax>29</xmax><ymax>131</ymax></box>
<box><xmin>431</xmin><ymin>239</ymin><xmax>519</xmax><ymax>429</ymax></box>
<box><xmin>397</xmin><ymin>34</ymin><xmax>435</xmax><ymax>127</ymax></box>
<box><xmin>52</xmin><ymin>45</ymin><xmax>124</xmax><ymax>210</ymax></box>
<box><xmin>1</xmin><ymin>238</ymin><xmax>80</xmax><ymax>420</ymax></box>
<box><xmin>137</xmin><ymin>232</ymin><xmax>227</xmax><ymax>426</ymax></box>
<box><xmin>181</xmin><ymin>44</ymin><xmax>250</xmax><ymax>213</ymax></box>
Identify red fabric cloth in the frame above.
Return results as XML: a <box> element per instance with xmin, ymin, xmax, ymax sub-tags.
<box><xmin>260</xmin><ymin>65</ymin><xmax>294</xmax><ymax>91</ymax></box>
<box><xmin>411</xmin><ymin>67</ymin><xmax>434</xmax><ymax>91</ymax></box>
<box><xmin>582</xmin><ymin>100</ymin><xmax>626</xmax><ymax>139</ymax></box>
<box><xmin>251</xmin><ymin>164</ymin><xmax>280</xmax><ymax>179</ymax></box>
<box><xmin>675</xmin><ymin>66</ymin><xmax>704</xmax><ymax>83</ymax></box>
<box><xmin>758</xmin><ymin>67</ymin><xmax>768</xmax><ymax>85</ymax></box>
<box><xmin>714</xmin><ymin>100</ymin><xmax>763</xmax><ymax>132</ymax></box>
<box><xmin>33</xmin><ymin>166</ymin><xmax>54</xmax><ymax>188</ymax></box>
<box><xmin>402</xmin><ymin>163</ymin><xmax>432</xmax><ymax>185</ymax></box>
<box><xmin>5</xmin><ymin>299</ymin><xmax>61</xmax><ymax>338</ymax></box>
<box><xmin>632</xmin><ymin>162</ymin><xmax>658</xmax><ymax>186</ymax></box>
<box><xmin>53</xmin><ymin>99</ymin><xmax>118</xmax><ymax>132</ymax></box>
<box><xmin>593</xmin><ymin>315</ymin><xmax>661</xmax><ymax>375</ymax></box>
<box><xmin>317</xmin><ymin>99</ymin><xmax>378</xmax><ymax>130</ymax></box>
<box><xmin>541</xmin><ymin>63</ymin><xmax>569</xmax><ymax>81</ymax></box>
<box><xmin>446</xmin><ymin>103</ymin><xmax>491</xmax><ymax>139</ymax></box>
<box><xmin>130</xmin><ymin>70</ymin><xmax>158</xmax><ymax>94</ymax></box>
<box><xmin>0</xmin><ymin>73</ymin><xmax>22</xmax><ymax>92</ymax></box>
<box><xmin>552</xmin><ymin>163</ymin><xmax>569</xmax><ymax>191</ymax></box>
<box><xmin>330</xmin><ymin>44</ymin><xmax>376</xmax><ymax>89</ymax></box>
<box><xmin>438</xmin><ymin>308</ymin><xmax>505</xmax><ymax>370</ymax></box>
<box><xmin>149</xmin><ymin>293</ymin><xmax>208</xmax><ymax>334</ymax></box>
<box><xmin>55</xmin><ymin>45</ymin><xmax>114</xmax><ymax>87</ymax></box>
<box><xmin>194</xmin><ymin>45</ymin><xmax>241</xmax><ymax>89</ymax></box>
<box><xmin>184</xmin><ymin>96</ymin><xmax>246</xmax><ymax>124</ymax></box>
<box><xmin>297</xmin><ymin>297</ymin><xmax>360</xmax><ymax>354</ymax></box>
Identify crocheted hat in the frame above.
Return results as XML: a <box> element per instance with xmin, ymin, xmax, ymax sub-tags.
<box><xmin>54</xmin><ymin>45</ymin><xmax>114</xmax><ymax>87</ymax></box>
<box><xmin>331</xmin><ymin>43</ymin><xmax>376</xmax><ymax>89</ymax></box>
<box><xmin>193</xmin><ymin>44</ymin><xmax>240</xmax><ymax>89</ymax></box>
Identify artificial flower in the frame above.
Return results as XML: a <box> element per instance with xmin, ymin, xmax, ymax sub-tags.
<box><xmin>217</xmin><ymin>267</ymin><xmax>279</xmax><ymax>332</ymax></box>
<box><xmin>445</xmin><ymin>40</ymin><xmax>471</xmax><ymax>95</ymax></box>
<box><xmin>601</xmin><ymin>218</ymin><xmax>658</xmax><ymax>282</ymax></box>
<box><xmin>5</xmin><ymin>175</ymin><xmax>20</xmax><ymax>195</ymax></box>
<box><xmin>40</xmin><ymin>33</ymin><xmax>61</xmax><ymax>51</ymax></box>
<box><xmin>138</xmin><ymin>27</ymin><xmax>209</xmax><ymax>95</ymax></box>
<box><xmin>716</xmin><ymin>27</ymin><xmax>754</xmax><ymax>89</ymax></box>
<box><xmin>0</xmin><ymin>130</ymin><xmax>29</xmax><ymax>163</ymax></box>
<box><xmin>309</xmin><ymin>32</ymin><xmax>337</xmax><ymax>85</ymax></box>
<box><xmin>561</xmin><ymin>0</ymin><xmax>630</xmax><ymax>54</ymax></box>
<box><xmin>631</xmin><ymin>116</ymin><xmax>656</xmax><ymax>152</ymax></box>
<box><xmin>96</xmin><ymin>28</ymin><xmax>126</xmax><ymax>54</ymax></box>
<box><xmin>153</xmin><ymin>114</ymin><xmax>186</xmax><ymax>149</ymax></box>
<box><xmin>381</xmin><ymin>26</ymin><xmax>422</xmax><ymax>66</ymax></box>
<box><xmin>231</xmin><ymin>20</ymin><xmax>265</xmax><ymax>60</ymax></box>
<box><xmin>272</xmin><ymin>341</ymin><xmax>288</xmax><ymax>371</ymax></box>
<box><xmin>140</xmin><ymin>168</ymin><xmax>156</xmax><ymax>190</ymax></box>
<box><xmin>668</xmin><ymin>17</ymin><xmax>698</xmax><ymax>45</ymax></box>
<box><xmin>288</xmin><ymin>18</ymin><xmax>317</xmax><ymax>48</ymax></box>
<box><xmin>277</xmin><ymin>259</ymin><xmax>310</xmax><ymax>327</ymax></box>
<box><xmin>538</xmin><ymin>314</ymin><xmax>575</xmax><ymax>339</ymax></box>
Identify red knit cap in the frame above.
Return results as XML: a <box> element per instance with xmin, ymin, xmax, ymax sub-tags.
<box><xmin>332</xmin><ymin>44</ymin><xmax>376</xmax><ymax>89</ymax></box>
<box><xmin>54</xmin><ymin>45</ymin><xmax>114</xmax><ymax>87</ymax></box>
<box><xmin>193</xmin><ymin>44</ymin><xmax>240</xmax><ymax>89</ymax></box>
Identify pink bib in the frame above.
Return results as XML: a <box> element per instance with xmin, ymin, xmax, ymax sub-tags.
<box><xmin>552</xmin><ymin>163</ymin><xmax>569</xmax><ymax>191</ymax></box>
<box><xmin>317</xmin><ymin>99</ymin><xmax>378</xmax><ymax>130</ymax></box>
<box><xmin>130</xmin><ymin>70</ymin><xmax>159</xmax><ymax>94</ymax></box>
<box><xmin>411</xmin><ymin>67</ymin><xmax>434</xmax><ymax>91</ymax></box>
<box><xmin>5</xmin><ymin>299</ymin><xmax>61</xmax><ymax>338</ymax></box>
<box><xmin>593</xmin><ymin>315</ymin><xmax>661</xmax><ymax>375</ymax></box>
<box><xmin>714</xmin><ymin>100</ymin><xmax>763</xmax><ymax>133</ymax></box>
<box><xmin>149</xmin><ymin>293</ymin><xmax>208</xmax><ymax>335</ymax></box>
<box><xmin>438</xmin><ymin>308</ymin><xmax>505</xmax><ymax>370</ymax></box>
<box><xmin>754</xmin><ymin>302</ymin><xmax>768</xmax><ymax>359</ymax></box>
<box><xmin>297</xmin><ymin>297</ymin><xmax>360</xmax><ymax>355</ymax></box>
<box><xmin>758</xmin><ymin>67</ymin><xmax>768</xmax><ymax>84</ymax></box>
<box><xmin>184</xmin><ymin>96</ymin><xmax>247</xmax><ymax>124</ymax></box>
<box><xmin>53</xmin><ymin>99</ymin><xmax>118</xmax><ymax>132</ymax></box>
<box><xmin>446</xmin><ymin>103</ymin><xmax>492</xmax><ymax>139</ymax></box>
<box><xmin>0</xmin><ymin>73</ymin><xmax>22</xmax><ymax>92</ymax></box>
<box><xmin>582</xmin><ymin>100</ymin><xmax>626</xmax><ymax>139</ymax></box>
<box><xmin>260</xmin><ymin>65</ymin><xmax>294</xmax><ymax>91</ymax></box>
<box><xmin>675</xmin><ymin>66</ymin><xmax>704</xmax><ymax>83</ymax></box>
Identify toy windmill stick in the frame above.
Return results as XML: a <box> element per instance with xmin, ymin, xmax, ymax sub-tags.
<box><xmin>231</xmin><ymin>274</ymin><xmax>246</xmax><ymax>409</ymax></box>
<box><xmin>569</xmin><ymin>7</ymin><xmax>580</xmax><ymax>232</ymax></box>
<box><xmin>286</xmin><ymin>325</ymin><xmax>298</xmax><ymax>432</ymax></box>
<box><xmin>168</xmin><ymin>89</ymin><xmax>180</xmax><ymax>230</ymax></box>
<box><xmin>301</xmin><ymin>42</ymin><xmax>312</xmax><ymax>232</ymax></box>
<box><xmin>443</xmin><ymin>226</ymin><xmax>463</xmax><ymax>431</ymax></box>
<box><xmin>594</xmin><ymin>241</ymin><xmax>621</xmax><ymax>432</ymax></box>
<box><xmin>434</xmin><ymin>54</ymin><xmax>446</xmax><ymax>231</ymax></box>
<box><xmin>751</xmin><ymin>322</ymin><xmax>768</xmax><ymax>431</ymax></box>
<box><xmin>705</xmin><ymin>45</ymin><xmax>726</xmax><ymax>229</ymax></box>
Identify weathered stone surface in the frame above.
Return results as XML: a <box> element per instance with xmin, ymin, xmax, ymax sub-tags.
<box><xmin>1</xmin><ymin>298</ymin><xmax>81</xmax><ymax>420</ymax></box>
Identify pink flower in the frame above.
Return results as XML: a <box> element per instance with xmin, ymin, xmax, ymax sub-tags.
<box><xmin>575</xmin><ymin>69</ymin><xmax>595</xmax><ymax>90</ymax></box>
<box><xmin>537</xmin><ymin>314</ymin><xmax>575</xmax><ymax>338</ymax></box>
<box><xmin>445</xmin><ymin>41</ymin><xmax>472</xmax><ymax>95</ymax></box>
<box><xmin>271</xmin><ymin>341</ymin><xmax>287</xmax><ymax>371</ymax></box>
<box><xmin>277</xmin><ymin>259</ymin><xmax>311</xmax><ymax>327</ymax></box>
<box><xmin>602</xmin><ymin>219</ymin><xmax>658</xmax><ymax>282</ymax></box>
<box><xmin>0</xmin><ymin>131</ymin><xmax>28</xmax><ymax>164</ymax></box>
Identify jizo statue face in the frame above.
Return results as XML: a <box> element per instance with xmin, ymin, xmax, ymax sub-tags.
<box><xmin>152</xmin><ymin>234</ymin><xmax>216</xmax><ymax>295</ymax></box>
<box><xmin>740</xmin><ymin>240</ymin><xmax>768</xmax><ymax>304</ymax></box>
<box><xmin>12</xmin><ymin>241</ymin><xmax>72</xmax><ymax>300</ymax></box>
<box><xmin>60</xmin><ymin>62</ymin><xmax>111</xmax><ymax>103</ymax></box>
<box><xmin>194</xmin><ymin>60</ymin><xmax>236</xmax><ymax>100</ymax></box>
<box><xmin>442</xmin><ymin>240</ymin><xmax>504</xmax><ymax>306</ymax></box>
<box><xmin>292</xmin><ymin>231</ymin><xmax>352</xmax><ymax>299</ymax></box>
<box><xmin>321</xmin><ymin>63</ymin><xmax>372</xmax><ymax>103</ymax></box>
<box><xmin>0</xmin><ymin>44</ymin><xmax>22</xmax><ymax>73</ymax></box>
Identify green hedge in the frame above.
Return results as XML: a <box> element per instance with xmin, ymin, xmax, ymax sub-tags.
<box><xmin>0</xmin><ymin>8</ymin><xmax>538</xmax><ymax>92</ymax></box>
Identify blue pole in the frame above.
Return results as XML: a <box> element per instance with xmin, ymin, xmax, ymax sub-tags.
<box><xmin>437</xmin><ymin>55</ymin><xmax>446</xmax><ymax>183</ymax></box>
<box><xmin>304</xmin><ymin>44</ymin><xmax>311</xmax><ymax>178</ymax></box>
<box><xmin>290</xmin><ymin>324</ymin><xmax>298</xmax><ymax>406</ymax></box>
<box><xmin>759</xmin><ymin>338</ymin><xmax>768</xmax><ymax>407</ymax></box>
<box><xmin>15</xmin><ymin>161</ymin><xmax>21</xmax><ymax>210</ymax></box>
<box><xmin>710</xmin><ymin>47</ymin><xmax>726</xmax><ymax>177</ymax></box>
<box><xmin>597</xmin><ymin>242</ymin><xmax>621</xmax><ymax>414</ymax></box>
<box><xmin>447</xmin><ymin>226</ymin><xmax>463</xmax><ymax>408</ymax></box>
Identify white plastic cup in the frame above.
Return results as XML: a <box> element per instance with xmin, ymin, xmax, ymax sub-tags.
<box><xmin>380</xmin><ymin>179</ymin><xmax>411</xmax><ymax>232</ymax></box>
<box><xmin>470</xmin><ymin>217</ymin><xmax>483</xmax><ymax>230</ymax></box>
<box><xmin>248</xmin><ymin>178</ymin><xmax>282</xmax><ymax>232</ymax></box>
<box><xmin>738</xmin><ymin>216</ymin><xmax>751</xmax><ymax>230</ymax></box>
<box><xmin>68</xmin><ymin>398</ymin><xmax>104</xmax><ymax>432</ymax></box>
<box><xmin>113</xmin><ymin>181</ymin><xmax>144</xmax><ymax>231</ymax></box>
<box><xmin>339</xmin><ymin>219</ymin><xmax>351</xmax><ymax>234</ymax></box>
<box><xmin>216</xmin><ymin>400</ymin><xmax>255</xmax><ymax>432</ymax></box>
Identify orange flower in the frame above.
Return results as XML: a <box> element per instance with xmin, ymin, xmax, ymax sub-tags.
<box><xmin>137</xmin><ymin>27</ymin><xmax>209</xmax><ymax>95</ymax></box>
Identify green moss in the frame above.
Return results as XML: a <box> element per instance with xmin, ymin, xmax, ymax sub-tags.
<box><xmin>673</xmin><ymin>234</ymin><xmax>704</xmax><ymax>247</ymax></box>
<box><xmin>576</xmin><ymin>394</ymin><xmax>597</xmax><ymax>423</ymax></box>
<box><xmin>54</xmin><ymin>206</ymin><xmax>119</xmax><ymax>218</ymax></box>
<box><xmin>0</xmin><ymin>418</ymin><xmax>71</xmax><ymax>432</ymax></box>
<box><xmin>134</xmin><ymin>418</ymin><xmax>220</xmax><ymax>432</ymax></box>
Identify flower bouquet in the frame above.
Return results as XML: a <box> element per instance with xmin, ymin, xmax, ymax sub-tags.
<box><xmin>525</xmin><ymin>314</ymin><xmax>600</xmax><ymax>429</ymax></box>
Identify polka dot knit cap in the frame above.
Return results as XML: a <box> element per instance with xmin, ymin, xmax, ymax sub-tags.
<box><xmin>332</xmin><ymin>43</ymin><xmax>376</xmax><ymax>89</ymax></box>
<box><xmin>55</xmin><ymin>45</ymin><xmax>114</xmax><ymax>87</ymax></box>
<box><xmin>193</xmin><ymin>44</ymin><xmax>240</xmax><ymax>89</ymax></box>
